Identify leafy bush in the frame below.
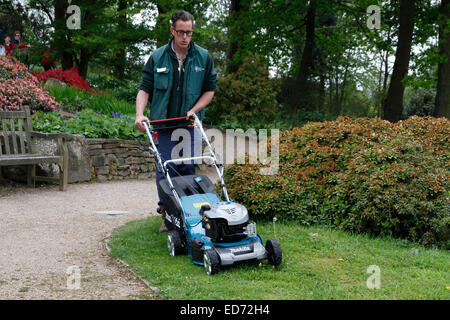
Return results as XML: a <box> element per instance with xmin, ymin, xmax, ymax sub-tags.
<box><xmin>46</xmin><ymin>85</ymin><xmax>135</xmax><ymax>116</ymax></box>
<box><xmin>0</xmin><ymin>56</ymin><xmax>59</xmax><ymax>112</ymax></box>
<box><xmin>204</xmin><ymin>56</ymin><xmax>281</xmax><ymax>130</ymax></box>
<box><xmin>403</xmin><ymin>87</ymin><xmax>436</xmax><ymax>119</ymax></box>
<box><xmin>87</xmin><ymin>76</ymin><xmax>140</xmax><ymax>104</ymax></box>
<box><xmin>224</xmin><ymin>116</ymin><xmax>450</xmax><ymax>248</ymax></box>
<box><xmin>33</xmin><ymin>108</ymin><xmax>145</xmax><ymax>140</ymax></box>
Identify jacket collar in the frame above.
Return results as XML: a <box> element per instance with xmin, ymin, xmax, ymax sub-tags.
<box><xmin>166</xmin><ymin>37</ymin><xmax>196</xmax><ymax>59</ymax></box>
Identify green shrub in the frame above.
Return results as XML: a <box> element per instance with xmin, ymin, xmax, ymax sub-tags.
<box><xmin>46</xmin><ymin>85</ymin><xmax>135</xmax><ymax>115</ymax></box>
<box><xmin>204</xmin><ymin>56</ymin><xmax>281</xmax><ymax>130</ymax></box>
<box><xmin>33</xmin><ymin>108</ymin><xmax>145</xmax><ymax>140</ymax></box>
<box><xmin>224</xmin><ymin>116</ymin><xmax>450</xmax><ymax>248</ymax></box>
<box><xmin>87</xmin><ymin>76</ymin><xmax>140</xmax><ymax>104</ymax></box>
<box><xmin>403</xmin><ymin>87</ymin><xmax>436</xmax><ymax>119</ymax></box>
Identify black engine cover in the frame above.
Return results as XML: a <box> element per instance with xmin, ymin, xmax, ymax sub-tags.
<box><xmin>158</xmin><ymin>174</ymin><xmax>218</xmax><ymax>231</ymax></box>
<box><xmin>203</xmin><ymin>218</ymin><xmax>248</xmax><ymax>243</ymax></box>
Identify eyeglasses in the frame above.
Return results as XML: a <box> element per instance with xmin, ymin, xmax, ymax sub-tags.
<box><xmin>173</xmin><ymin>29</ymin><xmax>194</xmax><ymax>37</ymax></box>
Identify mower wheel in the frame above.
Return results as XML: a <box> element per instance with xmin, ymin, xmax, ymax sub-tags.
<box><xmin>203</xmin><ymin>249</ymin><xmax>220</xmax><ymax>275</ymax></box>
<box><xmin>265</xmin><ymin>239</ymin><xmax>282</xmax><ymax>266</ymax></box>
<box><xmin>167</xmin><ymin>230</ymin><xmax>185</xmax><ymax>256</ymax></box>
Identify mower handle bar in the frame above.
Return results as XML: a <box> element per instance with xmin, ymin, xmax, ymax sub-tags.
<box><xmin>146</xmin><ymin>115</ymin><xmax>195</xmax><ymax>125</ymax></box>
<box><xmin>141</xmin><ymin>115</ymin><xmax>230</xmax><ymax>202</ymax></box>
<box><xmin>163</xmin><ymin>156</ymin><xmax>216</xmax><ymax>169</ymax></box>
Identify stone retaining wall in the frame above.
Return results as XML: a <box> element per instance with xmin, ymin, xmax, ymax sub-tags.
<box><xmin>86</xmin><ymin>138</ymin><xmax>156</xmax><ymax>182</ymax></box>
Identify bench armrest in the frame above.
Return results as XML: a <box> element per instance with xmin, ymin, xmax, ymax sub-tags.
<box><xmin>30</xmin><ymin>131</ymin><xmax>68</xmax><ymax>155</ymax></box>
<box><xmin>29</xmin><ymin>131</ymin><xmax>51</xmax><ymax>139</ymax></box>
<box><xmin>30</xmin><ymin>131</ymin><xmax>68</xmax><ymax>140</ymax></box>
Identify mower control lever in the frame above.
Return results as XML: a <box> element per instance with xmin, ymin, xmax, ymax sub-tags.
<box><xmin>199</xmin><ymin>204</ymin><xmax>211</xmax><ymax>216</ymax></box>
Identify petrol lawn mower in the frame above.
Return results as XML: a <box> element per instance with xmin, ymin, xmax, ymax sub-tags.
<box><xmin>142</xmin><ymin>115</ymin><xmax>282</xmax><ymax>275</ymax></box>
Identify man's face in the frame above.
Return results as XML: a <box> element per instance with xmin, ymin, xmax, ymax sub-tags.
<box><xmin>14</xmin><ymin>33</ymin><xmax>20</xmax><ymax>41</ymax></box>
<box><xmin>5</xmin><ymin>36</ymin><xmax>10</xmax><ymax>43</ymax></box>
<box><xmin>170</xmin><ymin>20</ymin><xmax>194</xmax><ymax>51</ymax></box>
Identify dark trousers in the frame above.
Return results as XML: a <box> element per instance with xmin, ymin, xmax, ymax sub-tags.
<box><xmin>155</xmin><ymin>127</ymin><xmax>202</xmax><ymax>211</ymax></box>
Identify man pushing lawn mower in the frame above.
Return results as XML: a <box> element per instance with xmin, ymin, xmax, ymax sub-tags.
<box><xmin>135</xmin><ymin>10</ymin><xmax>217</xmax><ymax>233</ymax></box>
<box><xmin>134</xmin><ymin>10</ymin><xmax>282</xmax><ymax>275</ymax></box>
<box><xmin>139</xmin><ymin>112</ymin><xmax>282</xmax><ymax>275</ymax></box>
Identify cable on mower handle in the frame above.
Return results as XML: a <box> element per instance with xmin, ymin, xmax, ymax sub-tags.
<box><xmin>148</xmin><ymin>115</ymin><xmax>195</xmax><ymax>124</ymax></box>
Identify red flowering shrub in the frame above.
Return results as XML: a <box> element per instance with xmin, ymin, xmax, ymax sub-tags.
<box><xmin>225</xmin><ymin>116</ymin><xmax>450</xmax><ymax>248</ymax></box>
<box><xmin>34</xmin><ymin>68</ymin><xmax>95</xmax><ymax>92</ymax></box>
<box><xmin>0</xmin><ymin>56</ymin><xmax>59</xmax><ymax>112</ymax></box>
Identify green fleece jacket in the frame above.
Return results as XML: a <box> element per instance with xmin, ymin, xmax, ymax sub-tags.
<box><xmin>139</xmin><ymin>38</ymin><xmax>217</xmax><ymax>123</ymax></box>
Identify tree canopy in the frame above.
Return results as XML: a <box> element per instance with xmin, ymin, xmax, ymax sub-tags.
<box><xmin>1</xmin><ymin>0</ymin><xmax>448</xmax><ymax>121</ymax></box>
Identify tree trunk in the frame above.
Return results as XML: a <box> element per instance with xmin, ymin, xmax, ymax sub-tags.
<box><xmin>383</xmin><ymin>0</ymin><xmax>415</xmax><ymax>122</ymax></box>
<box><xmin>338</xmin><ymin>65</ymin><xmax>349</xmax><ymax>114</ymax></box>
<box><xmin>379</xmin><ymin>27</ymin><xmax>392</xmax><ymax>118</ymax></box>
<box><xmin>319</xmin><ymin>72</ymin><xmax>325</xmax><ymax>111</ymax></box>
<box><xmin>328</xmin><ymin>73</ymin><xmax>333</xmax><ymax>114</ymax></box>
<box><xmin>334</xmin><ymin>72</ymin><xmax>339</xmax><ymax>112</ymax></box>
<box><xmin>383</xmin><ymin>28</ymin><xmax>392</xmax><ymax>96</ymax></box>
<box><xmin>78</xmin><ymin>49</ymin><xmax>89</xmax><ymax>80</ymax></box>
<box><xmin>54</xmin><ymin>0</ymin><xmax>73</xmax><ymax>70</ymax></box>
<box><xmin>114</xmin><ymin>0</ymin><xmax>128</xmax><ymax>80</ymax></box>
<box><xmin>226</xmin><ymin>0</ymin><xmax>250</xmax><ymax>74</ymax></box>
<box><xmin>295</xmin><ymin>0</ymin><xmax>316</xmax><ymax>111</ymax></box>
<box><xmin>317</xmin><ymin>49</ymin><xmax>327</xmax><ymax>111</ymax></box>
<box><xmin>75</xmin><ymin>0</ymin><xmax>97</xmax><ymax>79</ymax></box>
<box><xmin>377</xmin><ymin>51</ymin><xmax>384</xmax><ymax>117</ymax></box>
<box><xmin>435</xmin><ymin>0</ymin><xmax>450</xmax><ymax>119</ymax></box>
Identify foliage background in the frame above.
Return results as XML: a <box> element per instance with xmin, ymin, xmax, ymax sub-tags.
<box><xmin>224</xmin><ymin>116</ymin><xmax>450</xmax><ymax>248</ymax></box>
<box><xmin>1</xmin><ymin>0</ymin><xmax>449</xmax><ymax>248</ymax></box>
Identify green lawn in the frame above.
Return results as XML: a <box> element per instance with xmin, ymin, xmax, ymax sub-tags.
<box><xmin>108</xmin><ymin>216</ymin><xmax>450</xmax><ymax>300</ymax></box>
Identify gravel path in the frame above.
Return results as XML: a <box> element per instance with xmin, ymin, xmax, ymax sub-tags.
<box><xmin>0</xmin><ymin>178</ymin><xmax>163</xmax><ymax>300</ymax></box>
<box><xmin>0</xmin><ymin>127</ymin><xmax>251</xmax><ymax>299</ymax></box>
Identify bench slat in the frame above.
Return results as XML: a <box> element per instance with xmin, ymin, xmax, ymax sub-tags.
<box><xmin>2</xmin><ymin>119</ymin><xmax>10</xmax><ymax>155</ymax></box>
<box><xmin>25</xmin><ymin>107</ymin><xmax>32</xmax><ymax>154</ymax></box>
<box><xmin>10</xmin><ymin>119</ymin><xmax>18</xmax><ymax>154</ymax></box>
<box><xmin>18</xmin><ymin>119</ymin><xmax>25</xmax><ymax>154</ymax></box>
<box><xmin>0</xmin><ymin>154</ymin><xmax>62</xmax><ymax>166</ymax></box>
<box><xmin>0</xmin><ymin>110</ymin><xmax>27</xmax><ymax>119</ymax></box>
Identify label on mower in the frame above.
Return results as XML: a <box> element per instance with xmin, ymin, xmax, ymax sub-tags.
<box><xmin>193</xmin><ymin>202</ymin><xmax>211</xmax><ymax>208</ymax></box>
<box><xmin>165</xmin><ymin>214</ymin><xmax>181</xmax><ymax>229</ymax></box>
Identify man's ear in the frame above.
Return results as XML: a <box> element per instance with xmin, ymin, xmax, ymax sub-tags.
<box><xmin>170</xmin><ymin>26</ymin><xmax>175</xmax><ymax>37</ymax></box>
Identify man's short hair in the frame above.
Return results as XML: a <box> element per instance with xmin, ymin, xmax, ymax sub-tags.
<box><xmin>171</xmin><ymin>10</ymin><xmax>195</xmax><ymax>27</ymax></box>
<box><xmin>13</xmin><ymin>31</ymin><xmax>20</xmax><ymax>36</ymax></box>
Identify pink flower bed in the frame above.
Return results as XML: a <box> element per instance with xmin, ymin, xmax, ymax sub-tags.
<box><xmin>0</xmin><ymin>56</ymin><xmax>59</xmax><ymax>112</ymax></box>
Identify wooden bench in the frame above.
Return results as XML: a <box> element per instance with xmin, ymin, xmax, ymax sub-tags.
<box><xmin>0</xmin><ymin>106</ymin><xmax>68</xmax><ymax>191</ymax></box>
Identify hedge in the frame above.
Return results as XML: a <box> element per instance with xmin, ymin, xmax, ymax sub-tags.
<box><xmin>224</xmin><ymin>116</ymin><xmax>449</xmax><ymax>248</ymax></box>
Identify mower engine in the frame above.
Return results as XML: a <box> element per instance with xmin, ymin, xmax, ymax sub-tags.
<box><xmin>201</xmin><ymin>202</ymin><xmax>257</xmax><ymax>243</ymax></box>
